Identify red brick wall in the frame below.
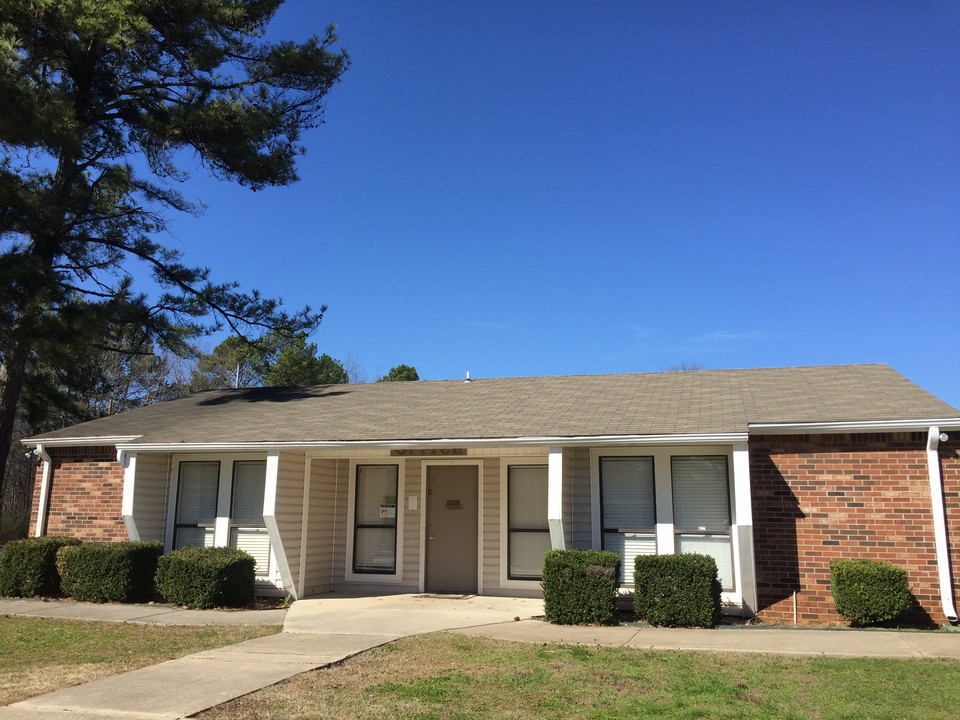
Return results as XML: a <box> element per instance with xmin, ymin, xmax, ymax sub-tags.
<box><xmin>751</xmin><ymin>432</ymin><xmax>959</xmax><ymax>625</ymax></box>
<box><xmin>29</xmin><ymin>446</ymin><xmax>127</xmax><ymax>541</ymax></box>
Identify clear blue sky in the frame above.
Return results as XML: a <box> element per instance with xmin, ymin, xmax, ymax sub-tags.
<box><xmin>164</xmin><ymin>1</ymin><xmax>960</xmax><ymax>408</ymax></box>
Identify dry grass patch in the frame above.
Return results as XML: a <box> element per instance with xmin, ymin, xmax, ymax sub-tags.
<box><xmin>0</xmin><ymin>616</ymin><xmax>279</xmax><ymax>705</ymax></box>
<box><xmin>197</xmin><ymin>633</ymin><xmax>960</xmax><ymax>720</ymax></box>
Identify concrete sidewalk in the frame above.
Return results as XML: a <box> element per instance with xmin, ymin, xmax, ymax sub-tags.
<box><xmin>2</xmin><ymin>594</ymin><xmax>959</xmax><ymax>720</ymax></box>
<box><xmin>458</xmin><ymin>618</ymin><xmax>960</xmax><ymax>659</ymax></box>
<box><xmin>0</xmin><ymin>597</ymin><xmax>286</xmax><ymax>626</ymax></box>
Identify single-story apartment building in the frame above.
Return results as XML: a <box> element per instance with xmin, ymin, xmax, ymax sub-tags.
<box><xmin>24</xmin><ymin>363</ymin><xmax>960</xmax><ymax>624</ymax></box>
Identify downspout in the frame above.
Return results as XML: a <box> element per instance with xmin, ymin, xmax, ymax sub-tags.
<box><xmin>927</xmin><ymin>426</ymin><xmax>958</xmax><ymax>624</ymax></box>
<box><xmin>33</xmin><ymin>444</ymin><xmax>52</xmax><ymax>537</ymax></box>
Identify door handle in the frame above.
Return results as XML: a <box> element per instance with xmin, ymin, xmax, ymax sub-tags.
<box><xmin>427</xmin><ymin>535</ymin><xmax>436</xmax><ymax>540</ymax></box>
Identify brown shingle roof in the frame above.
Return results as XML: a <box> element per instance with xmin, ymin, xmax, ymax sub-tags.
<box><xmin>27</xmin><ymin>364</ymin><xmax>959</xmax><ymax>445</ymax></box>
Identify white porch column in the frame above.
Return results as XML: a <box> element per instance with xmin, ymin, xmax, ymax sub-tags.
<box><xmin>263</xmin><ymin>451</ymin><xmax>297</xmax><ymax>598</ymax></box>
<box><xmin>120</xmin><ymin>451</ymin><xmax>139</xmax><ymax>540</ymax></box>
<box><xmin>33</xmin><ymin>444</ymin><xmax>53</xmax><ymax>537</ymax></box>
<box><xmin>732</xmin><ymin>443</ymin><xmax>758</xmax><ymax>615</ymax></box>
<box><xmin>548</xmin><ymin>447</ymin><xmax>565</xmax><ymax>550</ymax></box>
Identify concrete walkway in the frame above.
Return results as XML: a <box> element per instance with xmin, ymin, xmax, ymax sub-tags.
<box><xmin>2</xmin><ymin>594</ymin><xmax>959</xmax><ymax>719</ymax></box>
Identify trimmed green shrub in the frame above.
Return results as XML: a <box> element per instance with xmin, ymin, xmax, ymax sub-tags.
<box><xmin>634</xmin><ymin>553</ymin><xmax>722</xmax><ymax>628</ymax></box>
<box><xmin>155</xmin><ymin>546</ymin><xmax>256</xmax><ymax>609</ymax></box>
<box><xmin>57</xmin><ymin>541</ymin><xmax>163</xmax><ymax>603</ymax></box>
<box><xmin>542</xmin><ymin>549</ymin><xmax>621</xmax><ymax>625</ymax></box>
<box><xmin>830</xmin><ymin>558</ymin><xmax>911</xmax><ymax>626</ymax></box>
<box><xmin>0</xmin><ymin>536</ymin><xmax>81</xmax><ymax>597</ymax></box>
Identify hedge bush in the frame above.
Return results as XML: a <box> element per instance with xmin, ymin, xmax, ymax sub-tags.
<box><xmin>56</xmin><ymin>541</ymin><xmax>163</xmax><ymax>603</ymax></box>
<box><xmin>0</xmin><ymin>536</ymin><xmax>81</xmax><ymax>597</ymax></box>
<box><xmin>542</xmin><ymin>549</ymin><xmax>621</xmax><ymax>625</ymax></box>
<box><xmin>634</xmin><ymin>553</ymin><xmax>722</xmax><ymax>628</ymax></box>
<box><xmin>830</xmin><ymin>558</ymin><xmax>911</xmax><ymax>626</ymax></box>
<box><xmin>155</xmin><ymin>546</ymin><xmax>256</xmax><ymax>609</ymax></box>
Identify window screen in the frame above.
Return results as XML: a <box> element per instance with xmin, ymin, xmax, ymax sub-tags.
<box><xmin>508</xmin><ymin>465</ymin><xmax>551</xmax><ymax>580</ymax></box>
<box><xmin>353</xmin><ymin>465</ymin><xmax>398</xmax><ymax>574</ymax></box>
<box><xmin>600</xmin><ymin>457</ymin><xmax>656</xmax><ymax>582</ymax></box>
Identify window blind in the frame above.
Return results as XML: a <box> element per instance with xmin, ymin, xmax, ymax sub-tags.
<box><xmin>176</xmin><ymin>461</ymin><xmax>219</xmax><ymax>526</ymax></box>
<box><xmin>231</xmin><ymin>527</ymin><xmax>271</xmax><ymax>577</ymax></box>
<box><xmin>600</xmin><ymin>457</ymin><xmax>655</xmax><ymax>530</ymax></box>
<box><xmin>231</xmin><ymin>460</ymin><xmax>267</xmax><ymax>526</ymax></box>
<box><xmin>671</xmin><ymin>456</ymin><xmax>730</xmax><ymax>532</ymax></box>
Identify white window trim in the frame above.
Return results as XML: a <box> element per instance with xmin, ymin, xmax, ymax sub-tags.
<box><xmin>164</xmin><ymin>453</ymin><xmax>278</xmax><ymax>585</ymax></box>
<box><xmin>345</xmin><ymin>459</ymin><xmax>405</xmax><ymax>584</ymax></box>
<box><xmin>499</xmin><ymin>457</ymin><xmax>549</xmax><ymax>591</ymax></box>
<box><xmin>590</xmin><ymin>446</ymin><xmax>741</xmax><ymax>607</ymax></box>
<box><xmin>418</xmin><ymin>459</ymin><xmax>484</xmax><ymax>595</ymax></box>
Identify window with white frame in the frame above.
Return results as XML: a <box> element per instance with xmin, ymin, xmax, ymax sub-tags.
<box><xmin>353</xmin><ymin>464</ymin><xmax>399</xmax><ymax>574</ymax></box>
<box><xmin>229</xmin><ymin>460</ymin><xmax>270</xmax><ymax>578</ymax></box>
<box><xmin>507</xmin><ymin>465</ymin><xmax>551</xmax><ymax>580</ymax></box>
<box><xmin>671</xmin><ymin>455</ymin><xmax>734</xmax><ymax>590</ymax></box>
<box><xmin>174</xmin><ymin>461</ymin><xmax>219</xmax><ymax>549</ymax></box>
<box><xmin>600</xmin><ymin>457</ymin><xmax>656</xmax><ymax>582</ymax></box>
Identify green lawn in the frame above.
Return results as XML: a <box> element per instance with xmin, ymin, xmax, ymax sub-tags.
<box><xmin>198</xmin><ymin>633</ymin><xmax>960</xmax><ymax>720</ymax></box>
<box><xmin>0</xmin><ymin>616</ymin><xmax>280</xmax><ymax>705</ymax></box>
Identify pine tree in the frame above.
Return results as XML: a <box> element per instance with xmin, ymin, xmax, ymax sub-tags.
<box><xmin>0</xmin><ymin>1</ymin><xmax>348</xmax><ymax>493</ymax></box>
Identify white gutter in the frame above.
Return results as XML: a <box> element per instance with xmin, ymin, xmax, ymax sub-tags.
<box><xmin>750</xmin><ymin>419</ymin><xmax>960</xmax><ymax>434</ymax></box>
<box><xmin>33</xmin><ymin>444</ymin><xmax>52</xmax><ymax>537</ymax></box>
<box><xmin>21</xmin><ymin>435</ymin><xmax>141</xmax><ymax>448</ymax></box>
<box><xmin>117</xmin><ymin>432</ymin><xmax>749</xmax><ymax>454</ymax></box>
<box><xmin>926</xmin><ymin>426</ymin><xmax>958</xmax><ymax>624</ymax></box>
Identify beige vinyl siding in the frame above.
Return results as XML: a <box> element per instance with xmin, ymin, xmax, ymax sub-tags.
<box><xmin>330</xmin><ymin>458</ymin><xmax>349</xmax><ymax>586</ymax></box>
<box><xmin>132</xmin><ymin>453</ymin><xmax>169</xmax><ymax>542</ymax></box>
<box><xmin>401</xmin><ymin>458</ymin><xmax>422</xmax><ymax>588</ymax></box>
<box><xmin>566</xmin><ymin>447</ymin><xmax>592</xmax><ymax>549</ymax></box>
<box><xmin>303</xmin><ymin>458</ymin><xmax>338</xmax><ymax>596</ymax></box>
<box><xmin>481</xmin><ymin>457</ymin><xmax>501</xmax><ymax>593</ymax></box>
<box><xmin>274</xmin><ymin>451</ymin><xmax>305</xmax><ymax>592</ymax></box>
<box><xmin>332</xmin><ymin>458</ymin><xmax>420</xmax><ymax>593</ymax></box>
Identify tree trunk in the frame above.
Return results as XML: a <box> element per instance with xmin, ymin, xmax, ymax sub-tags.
<box><xmin>0</xmin><ymin>337</ymin><xmax>30</xmax><ymax>502</ymax></box>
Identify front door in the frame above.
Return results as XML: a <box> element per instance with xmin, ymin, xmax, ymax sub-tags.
<box><xmin>425</xmin><ymin>465</ymin><xmax>479</xmax><ymax>593</ymax></box>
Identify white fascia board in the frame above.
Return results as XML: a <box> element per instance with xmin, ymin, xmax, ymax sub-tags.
<box><xmin>118</xmin><ymin>432</ymin><xmax>749</xmax><ymax>453</ymax></box>
<box><xmin>20</xmin><ymin>435</ymin><xmax>141</xmax><ymax>448</ymax></box>
<box><xmin>749</xmin><ymin>418</ymin><xmax>960</xmax><ymax>434</ymax></box>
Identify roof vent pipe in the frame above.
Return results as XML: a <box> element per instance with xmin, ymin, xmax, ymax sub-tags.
<box><xmin>464</xmin><ymin>371</ymin><xmax>472</xmax><ymax>383</ymax></box>
<box><xmin>927</xmin><ymin>426</ymin><xmax>958</xmax><ymax>624</ymax></box>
